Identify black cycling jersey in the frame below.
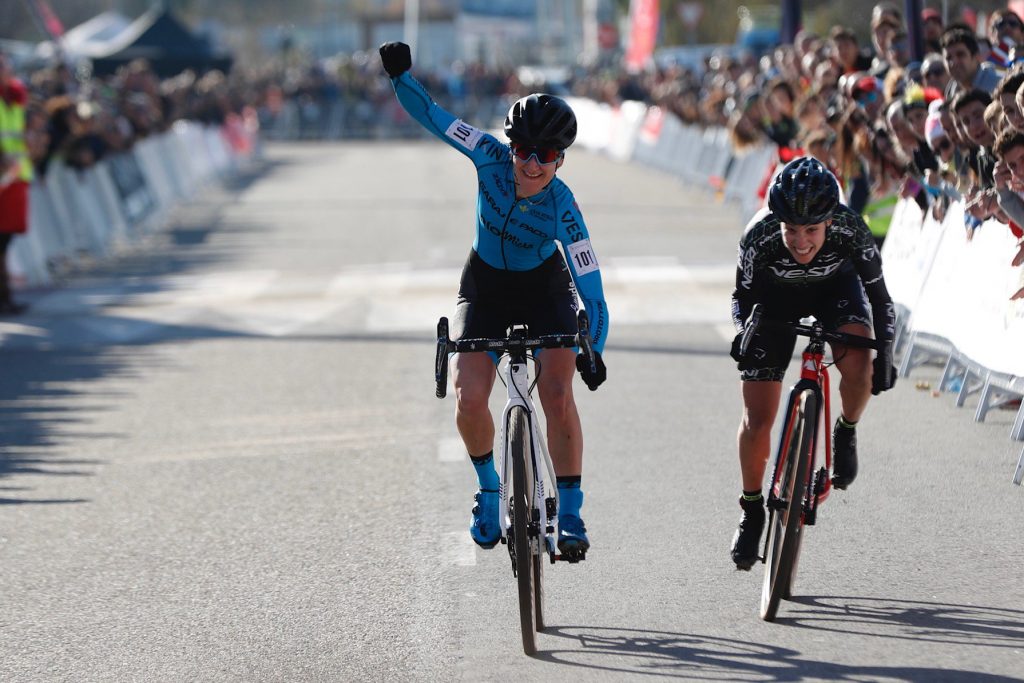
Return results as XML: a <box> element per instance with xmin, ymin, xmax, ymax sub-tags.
<box><xmin>732</xmin><ymin>203</ymin><xmax>896</xmax><ymax>356</ymax></box>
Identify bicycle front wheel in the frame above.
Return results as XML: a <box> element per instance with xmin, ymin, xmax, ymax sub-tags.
<box><xmin>760</xmin><ymin>389</ymin><xmax>816</xmax><ymax>622</ymax></box>
<box><xmin>509</xmin><ymin>405</ymin><xmax>539</xmax><ymax>654</ymax></box>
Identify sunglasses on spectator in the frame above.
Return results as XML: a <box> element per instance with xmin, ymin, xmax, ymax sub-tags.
<box><xmin>856</xmin><ymin>91</ymin><xmax>878</xmax><ymax>104</ymax></box>
<box><xmin>924</xmin><ymin>68</ymin><xmax>945</xmax><ymax>78</ymax></box>
<box><xmin>511</xmin><ymin>143</ymin><xmax>563</xmax><ymax>164</ymax></box>
<box><xmin>996</xmin><ymin>18</ymin><xmax>1022</xmax><ymax>29</ymax></box>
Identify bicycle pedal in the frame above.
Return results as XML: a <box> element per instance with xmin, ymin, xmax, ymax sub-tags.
<box><xmin>556</xmin><ymin>549</ymin><xmax>587</xmax><ymax>563</ymax></box>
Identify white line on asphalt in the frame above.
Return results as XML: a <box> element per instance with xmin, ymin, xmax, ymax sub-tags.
<box><xmin>438</xmin><ymin>436</ymin><xmax>465</xmax><ymax>462</ymax></box>
<box><xmin>443</xmin><ymin>531</ymin><xmax>476</xmax><ymax>566</ymax></box>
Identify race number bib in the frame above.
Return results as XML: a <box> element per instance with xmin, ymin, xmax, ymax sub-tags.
<box><xmin>567</xmin><ymin>239</ymin><xmax>600</xmax><ymax>275</ymax></box>
<box><xmin>445</xmin><ymin>119</ymin><xmax>483</xmax><ymax>151</ymax></box>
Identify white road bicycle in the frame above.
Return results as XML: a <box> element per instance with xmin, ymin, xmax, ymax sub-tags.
<box><xmin>435</xmin><ymin>310</ymin><xmax>597</xmax><ymax>655</ymax></box>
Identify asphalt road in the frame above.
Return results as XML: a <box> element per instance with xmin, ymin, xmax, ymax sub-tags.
<box><xmin>1</xmin><ymin>141</ymin><xmax>1022</xmax><ymax>682</ymax></box>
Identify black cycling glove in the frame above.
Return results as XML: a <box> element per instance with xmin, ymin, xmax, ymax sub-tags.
<box><xmin>872</xmin><ymin>346</ymin><xmax>897</xmax><ymax>395</ymax></box>
<box><xmin>576</xmin><ymin>351</ymin><xmax>606</xmax><ymax>391</ymax></box>
<box><xmin>730</xmin><ymin>333</ymin><xmax>744</xmax><ymax>363</ymax></box>
<box><xmin>379</xmin><ymin>42</ymin><xmax>412</xmax><ymax>78</ymax></box>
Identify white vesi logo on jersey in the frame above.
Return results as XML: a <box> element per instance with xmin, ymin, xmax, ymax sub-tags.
<box><xmin>803</xmin><ymin>359</ymin><xmax>816</xmax><ymax>372</ymax></box>
<box><xmin>445</xmin><ymin>119</ymin><xmax>482</xmax><ymax>150</ymax></box>
<box><xmin>567</xmin><ymin>239</ymin><xmax>600</xmax><ymax>275</ymax></box>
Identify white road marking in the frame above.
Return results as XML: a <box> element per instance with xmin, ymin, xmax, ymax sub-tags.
<box><xmin>437</xmin><ymin>436</ymin><xmax>465</xmax><ymax>462</ymax></box>
<box><xmin>443</xmin><ymin>530</ymin><xmax>477</xmax><ymax>566</ymax></box>
<box><xmin>11</xmin><ymin>258</ymin><xmax>737</xmax><ymax>345</ymax></box>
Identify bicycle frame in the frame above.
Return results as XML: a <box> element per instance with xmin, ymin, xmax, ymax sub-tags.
<box><xmin>434</xmin><ymin>310</ymin><xmax>595</xmax><ymax>563</ymax></box>
<box><xmin>495</xmin><ymin>348</ymin><xmax>559</xmax><ymax>558</ymax></box>
<box><xmin>767</xmin><ymin>339</ymin><xmax>834</xmax><ymax>526</ymax></box>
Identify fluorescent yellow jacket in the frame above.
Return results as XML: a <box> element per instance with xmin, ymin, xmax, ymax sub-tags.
<box><xmin>0</xmin><ymin>79</ymin><xmax>33</xmax><ymax>183</ymax></box>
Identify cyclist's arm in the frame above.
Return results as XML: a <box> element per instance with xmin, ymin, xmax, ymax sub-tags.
<box><xmin>732</xmin><ymin>229</ymin><xmax>761</xmax><ymax>334</ymax></box>
<box><xmin>847</xmin><ymin>216</ymin><xmax>897</xmax><ymax>343</ymax></box>
<box><xmin>389</xmin><ymin>72</ymin><xmax>502</xmax><ymax>163</ymax></box>
<box><xmin>556</xmin><ymin>188</ymin><xmax>609</xmax><ymax>353</ymax></box>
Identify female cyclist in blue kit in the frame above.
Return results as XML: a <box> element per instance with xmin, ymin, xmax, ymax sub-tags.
<box><xmin>379</xmin><ymin>42</ymin><xmax>609</xmax><ymax>560</ymax></box>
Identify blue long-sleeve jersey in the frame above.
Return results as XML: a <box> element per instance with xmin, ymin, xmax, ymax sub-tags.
<box><xmin>390</xmin><ymin>72</ymin><xmax>609</xmax><ymax>352</ymax></box>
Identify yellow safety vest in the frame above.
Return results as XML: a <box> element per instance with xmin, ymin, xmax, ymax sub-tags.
<box><xmin>0</xmin><ymin>89</ymin><xmax>33</xmax><ymax>183</ymax></box>
<box><xmin>863</xmin><ymin>194</ymin><xmax>898</xmax><ymax>239</ymax></box>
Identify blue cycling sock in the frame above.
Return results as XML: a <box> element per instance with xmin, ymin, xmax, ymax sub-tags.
<box><xmin>469</xmin><ymin>451</ymin><xmax>499</xmax><ymax>491</ymax></box>
<box><xmin>557</xmin><ymin>476</ymin><xmax>583</xmax><ymax>518</ymax></box>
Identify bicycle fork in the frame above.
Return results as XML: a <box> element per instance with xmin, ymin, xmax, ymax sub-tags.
<box><xmin>497</xmin><ymin>360</ymin><xmax>559</xmax><ymax>572</ymax></box>
<box><xmin>765</xmin><ymin>378</ymin><xmax>830</xmax><ymax>533</ymax></box>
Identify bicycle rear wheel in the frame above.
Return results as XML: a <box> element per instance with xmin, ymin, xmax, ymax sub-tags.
<box><xmin>760</xmin><ymin>389</ymin><xmax>816</xmax><ymax>621</ymax></box>
<box><xmin>510</xmin><ymin>406</ymin><xmax>539</xmax><ymax>654</ymax></box>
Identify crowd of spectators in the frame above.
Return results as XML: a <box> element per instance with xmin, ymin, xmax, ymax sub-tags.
<box><xmin>13</xmin><ymin>56</ymin><xmax>254</xmax><ymax>179</ymax></box>
<box><xmin>13</xmin><ymin>3</ymin><xmax>1024</xmax><ymax>302</ymax></box>
<box><xmin>564</xmin><ymin>3</ymin><xmax>1024</xmax><ymax>298</ymax></box>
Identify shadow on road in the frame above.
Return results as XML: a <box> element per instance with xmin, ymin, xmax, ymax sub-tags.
<box><xmin>778</xmin><ymin>595</ymin><xmax>1024</xmax><ymax>648</ymax></box>
<box><xmin>535</xmin><ymin>624</ymin><xmax>1022</xmax><ymax>680</ymax></box>
<box><xmin>0</xmin><ymin>159</ymin><xmax>282</xmax><ymax>505</ymax></box>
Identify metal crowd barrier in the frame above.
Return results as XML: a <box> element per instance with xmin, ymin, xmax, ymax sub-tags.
<box><xmin>9</xmin><ymin>121</ymin><xmax>252</xmax><ymax>290</ymax></box>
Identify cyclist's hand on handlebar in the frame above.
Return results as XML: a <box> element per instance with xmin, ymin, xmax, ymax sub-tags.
<box><xmin>379</xmin><ymin>42</ymin><xmax>412</xmax><ymax>78</ymax></box>
<box><xmin>730</xmin><ymin>333</ymin><xmax>744</xmax><ymax>362</ymax></box>
<box><xmin>576</xmin><ymin>351</ymin><xmax>606</xmax><ymax>391</ymax></box>
<box><xmin>871</xmin><ymin>349</ymin><xmax>897</xmax><ymax>395</ymax></box>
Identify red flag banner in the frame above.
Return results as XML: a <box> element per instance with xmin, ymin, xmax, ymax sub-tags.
<box><xmin>26</xmin><ymin>0</ymin><xmax>65</xmax><ymax>39</ymax></box>
<box><xmin>624</xmin><ymin>0</ymin><xmax>659</xmax><ymax>72</ymax></box>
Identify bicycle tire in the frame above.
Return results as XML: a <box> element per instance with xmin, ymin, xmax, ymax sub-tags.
<box><xmin>510</xmin><ymin>406</ymin><xmax>538</xmax><ymax>654</ymax></box>
<box><xmin>533</xmin><ymin>542</ymin><xmax>545</xmax><ymax>630</ymax></box>
<box><xmin>760</xmin><ymin>389</ymin><xmax>816</xmax><ymax>621</ymax></box>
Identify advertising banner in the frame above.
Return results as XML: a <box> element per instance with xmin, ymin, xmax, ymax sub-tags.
<box><xmin>624</xmin><ymin>0</ymin><xmax>659</xmax><ymax>71</ymax></box>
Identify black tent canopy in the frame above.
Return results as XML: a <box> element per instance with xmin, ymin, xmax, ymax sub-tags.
<box><xmin>89</xmin><ymin>6</ymin><xmax>233</xmax><ymax>78</ymax></box>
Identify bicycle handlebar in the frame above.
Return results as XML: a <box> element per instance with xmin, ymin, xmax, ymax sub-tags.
<box><xmin>434</xmin><ymin>310</ymin><xmax>596</xmax><ymax>399</ymax></box>
<box><xmin>739</xmin><ymin>303</ymin><xmax>882</xmax><ymax>356</ymax></box>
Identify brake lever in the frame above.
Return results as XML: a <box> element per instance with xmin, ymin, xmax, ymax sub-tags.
<box><xmin>576</xmin><ymin>310</ymin><xmax>596</xmax><ymax>373</ymax></box>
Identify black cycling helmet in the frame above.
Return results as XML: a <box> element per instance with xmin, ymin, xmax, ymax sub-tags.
<box><xmin>768</xmin><ymin>156</ymin><xmax>840</xmax><ymax>225</ymax></box>
<box><xmin>504</xmin><ymin>93</ymin><xmax>577</xmax><ymax>150</ymax></box>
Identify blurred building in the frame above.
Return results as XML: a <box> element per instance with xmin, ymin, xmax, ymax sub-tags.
<box><xmin>256</xmin><ymin>0</ymin><xmax>613</xmax><ymax>70</ymax></box>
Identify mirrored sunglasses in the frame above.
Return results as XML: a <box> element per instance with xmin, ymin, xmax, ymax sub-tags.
<box><xmin>511</xmin><ymin>144</ymin><xmax>563</xmax><ymax>164</ymax></box>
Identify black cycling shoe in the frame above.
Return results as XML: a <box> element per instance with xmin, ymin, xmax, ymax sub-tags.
<box><xmin>730</xmin><ymin>496</ymin><xmax>765</xmax><ymax>570</ymax></box>
<box><xmin>831</xmin><ymin>419</ymin><xmax>858</xmax><ymax>490</ymax></box>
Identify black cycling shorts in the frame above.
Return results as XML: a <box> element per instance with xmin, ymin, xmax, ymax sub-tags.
<box><xmin>740</xmin><ymin>264</ymin><xmax>872</xmax><ymax>382</ymax></box>
<box><xmin>452</xmin><ymin>249</ymin><xmax>578</xmax><ymax>342</ymax></box>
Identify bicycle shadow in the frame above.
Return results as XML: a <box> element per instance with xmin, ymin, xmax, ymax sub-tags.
<box><xmin>776</xmin><ymin>595</ymin><xmax>1024</xmax><ymax>648</ymax></box>
<box><xmin>534</xmin><ymin>625</ymin><xmax>1022</xmax><ymax>680</ymax></box>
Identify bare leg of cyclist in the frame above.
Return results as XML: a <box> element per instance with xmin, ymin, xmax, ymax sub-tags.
<box><xmin>738</xmin><ymin>380</ymin><xmax>783</xmax><ymax>490</ymax></box>
<box><xmin>453</xmin><ymin>352</ymin><xmax>501</xmax><ymax>548</ymax></box>
<box><xmin>733</xmin><ymin>379</ymin><xmax>781</xmax><ymax>568</ymax></box>
<box><xmin>831</xmin><ymin>322</ymin><xmax>873</xmax><ymax>422</ymax></box>
<box><xmin>830</xmin><ymin>322</ymin><xmax>873</xmax><ymax>490</ymax></box>
<box><xmin>536</xmin><ymin>348</ymin><xmax>582</xmax><ymax>476</ymax></box>
<box><xmin>537</xmin><ymin>348</ymin><xmax>588</xmax><ymax>557</ymax></box>
<box><xmin>452</xmin><ymin>352</ymin><xmax>497</xmax><ymax>456</ymax></box>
